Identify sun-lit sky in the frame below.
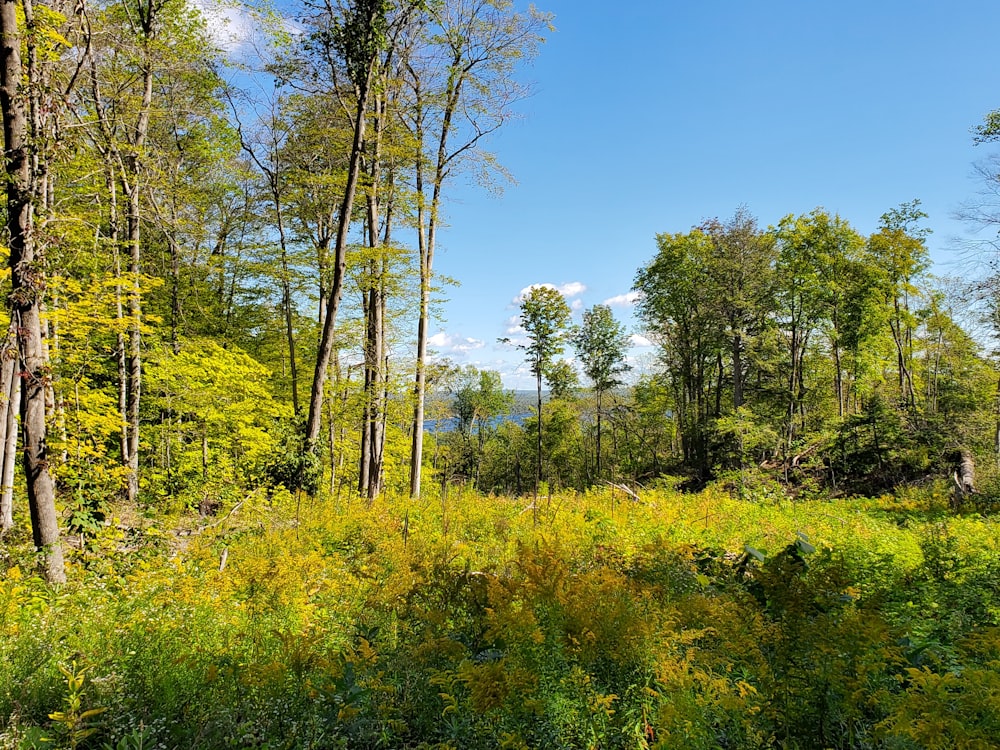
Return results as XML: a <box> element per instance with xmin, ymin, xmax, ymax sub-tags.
<box><xmin>208</xmin><ymin>0</ymin><xmax>1000</xmax><ymax>389</ymax></box>
<box><xmin>421</xmin><ymin>0</ymin><xmax>1000</xmax><ymax>388</ymax></box>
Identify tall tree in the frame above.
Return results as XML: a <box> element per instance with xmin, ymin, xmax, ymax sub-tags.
<box><xmin>572</xmin><ymin>304</ymin><xmax>630</xmax><ymax>480</ymax></box>
<box><xmin>229</xmin><ymin>94</ymin><xmax>304</xmax><ymax>413</ymax></box>
<box><xmin>405</xmin><ymin>0</ymin><xmax>550</xmax><ymax>499</ymax></box>
<box><xmin>635</xmin><ymin>229</ymin><xmax>723</xmax><ymax>477</ymax></box>
<box><xmin>774</xmin><ymin>209</ymin><xmax>868</xmax><ymax>439</ymax></box>
<box><xmin>869</xmin><ymin>200</ymin><xmax>929</xmax><ymax>410</ymax></box>
<box><xmin>356</xmin><ymin>26</ymin><xmax>410</xmax><ymax>502</ymax></box>
<box><xmin>703</xmin><ymin>209</ymin><xmax>775</xmax><ymax>411</ymax></box>
<box><xmin>300</xmin><ymin>0</ymin><xmax>423</xmax><ymax>459</ymax></box>
<box><xmin>83</xmin><ymin>0</ymin><xmax>158</xmax><ymax>502</ymax></box>
<box><xmin>0</xmin><ymin>0</ymin><xmax>69</xmax><ymax>581</ymax></box>
<box><xmin>509</xmin><ymin>285</ymin><xmax>571</xmax><ymax>504</ymax></box>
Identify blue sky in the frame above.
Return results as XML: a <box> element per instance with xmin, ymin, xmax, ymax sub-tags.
<box><xmin>423</xmin><ymin>0</ymin><xmax>1000</xmax><ymax>388</ymax></box>
<box><xmin>204</xmin><ymin>0</ymin><xmax>1000</xmax><ymax>388</ymax></box>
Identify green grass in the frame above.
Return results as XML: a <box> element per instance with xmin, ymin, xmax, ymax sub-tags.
<box><xmin>2</xmin><ymin>482</ymin><xmax>999</xmax><ymax>749</ymax></box>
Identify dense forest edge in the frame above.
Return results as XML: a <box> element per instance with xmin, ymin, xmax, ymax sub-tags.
<box><xmin>2</xmin><ymin>0</ymin><xmax>1000</xmax><ymax>747</ymax></box>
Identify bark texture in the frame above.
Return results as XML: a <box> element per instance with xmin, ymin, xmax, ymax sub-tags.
<box><xmin>1</xmin><ymin>0</ymin><xmax>65</xmax><ymax>581</ymax></box>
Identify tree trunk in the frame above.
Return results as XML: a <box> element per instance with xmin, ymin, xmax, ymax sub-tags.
<box><xmin>595</xmin><ymin>388</ymin><xmax>603</xmax><ymax>480</ymax></box>
<box><xmin>732</xmin><ymin>331</ymin><xmax>743</xmax><ymax>409</ymax></box>
<box><xmin>124</xmin><ymin>171</ymin><xmax>143</xmax><ymax>504</ymax></box>
<box><xmin>409</xmin><ymin>58</ymin><xmax>461</xmax><ymax>499</ymax></box>
<box><xmin>1</xmin><ymin>0</ymin><xmax>64</xmax><ymax>581</ymax></box>
<box><xmin>408</xmin><ymin>87</ymin><xmax>430</xmax><ymax>500</ymax></box>
<box><xmin>105</xmin><ymin>162</ymin><xmax>130</xmax><ymax>474</ymax></box>
<box><xmin>306</xmin><ymin>57</ymin><xmax>376</xmax><ymax>453</ymax></box>
<box><xmin>279</xmin><ymin>230</ymin><xmax>299</xmax><ymax>414</ymax></box>
<box><xmin>359</xmin><ymin>85</ymin><xmax>389</xmax><ymax>503</ymax></box>
<box><xmin>328</xmin><ymin>357</ymin><xmax>340</xmax><ymax>496</ymax></box>
<box><xmin>958</xmin><ymin>450</ymin><xmax>975</xmax><ymax>494</ymax></box>
<box><xmin>0</xmin><ymin>337</ymin><xmax>17</xmax><ymax>531</ymax></box>
<box><xmin>121</xmin><ymin>36</ymin><xmax>155</xmax><ymax>505</ymax></box>
<box><xmin>169</xmin><ymin>235</ymin><xmax>181</xmax><ymax>354</ymax></box>
<box><xmin>358</xmin><ymin>287</ymin><xmax>371</xmax><ymax>495</ymax></box>
<box><xmin>832</xmin><ymin>303</ymin><xmax>844</xmax><ymax>418</ymax></box>
<box><xmin>534</xmin><ymin>368</ymin><xmax>542</xmax><ymax>514</ymax></box>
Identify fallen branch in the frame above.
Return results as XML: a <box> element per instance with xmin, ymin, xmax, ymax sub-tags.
<box><xmin>606</xmin><ymin>482</ymin><xmax>641</xmax><ymax>503</ymax></box>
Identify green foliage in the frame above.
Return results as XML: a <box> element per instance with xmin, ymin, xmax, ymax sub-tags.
<box><xmin>634</xmin><ymin>204</ymin><xmax>994</xmax><ymax>494</ymax></box>
<box><xmin>4</xmin><ymin>3</ymin><xmax>1000</xmax><ymax>746</ymax></box>
<box><xmin>543</xmin><ymin>359</ymin><xmax>579</xmax><ymax>401</ymax></box>
<box><xmin>572</xmin><ymin>304</ymin><xmax>630</xmax><ymax>396</ymax></box>
<box><xmin>46</xmin><ymin>661</ymin><xmax>107</xmax><ymax>749</ymax></box>
<box><xmin>444</xmin><ymin>367</ymin><xmax>513</xmax><ymax>488</ymax></box>
<box><xmin>330</xmin><ymin>0</ymin><xmax>395</xmax><ymax>87</ymax></box>
<box><xmin>514</xmin><ymin>285</ymin><xmax>573</xmax><ymax>381</ymax></box>
<box><xmin>973</xmin><ymin>108</ymin><xmax>1000</xmax><ymax>143</ymax></box>
<box><xmin>262</xmin><ymin>418</ymin><xmax>322</xmax><ymax>495</ymax></box>
<box><xmin>3</xmin><ymin>485</ymin><xmax>1000</xmax><ymax>748</ymax></box>
<box><xmin>144</xmin><ymin>339</ymin><xmax>291</xmax><ymax>503</ymax></box>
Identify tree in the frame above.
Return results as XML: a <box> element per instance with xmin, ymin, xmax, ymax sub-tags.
<box><xmin>636</xmin><ymin>212</ymin><xmax>784</xmax><ymax>479</ymax></box>
<box><xmin>299</xmin><ymin>0</ymin><xmax>424</xmax><ymax>460</ymax></box>
<box><xmin>509</xmin><ymin>285</ymin><xmax>571</xmax><ymax>504</ymax></box>
<box><xmin>406</xmin><ymin>0</ymin><xmax>551</xmax><ymax>499</ymax></box>
<box><xmin>573</xmin><ymin>304</ymin><xmax>630</xmax><ymax>481</ymax></box>
<box><xmin>79</xmin><ymin>0</ymin><xmax>224</xmax><ymax>503</ymax></box>
<box><xmin>85</xmin><ymin>0</ymin><xmax>163</xmax><ymax>504</ymax></box>
<box><xmin>869</xmin><ymin>200</ymin><xmax>929</xmax><ymax>410</ymax></box>
<box><xmin>228</xmin><ymin>93</ymin><xmax>305</xmax><ymax>413</ymax></box>
<box><xmin>450</xmin><ymin>366</ymin><xmax>511</xmax><ymax>487</ymax></box>
<box><xmin>0</xmin><ymin>0</ymin><xmax>70</xmax><ymax>581</ymax></box>
<box><xmin>703</xmin><ymin>209</ymin><xmax>775</xmax><ymax>411</ymax></box>
<box><xmin>774</xmin><ymin>209</ymin><xmax>869</xmax><ymax>446</ymax></box>
<box><xmin>635</xmin><ymin>228</ymin><xmax>723</xmax><ymax>477</ymax></box>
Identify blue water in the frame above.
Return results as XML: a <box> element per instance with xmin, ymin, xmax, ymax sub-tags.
<box><xmin>423</xmin><ymin>412</ymin><xmax>531</xmax><ymax>433</ymax></box>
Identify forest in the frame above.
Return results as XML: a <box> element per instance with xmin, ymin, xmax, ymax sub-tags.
<box><xmin>2</xmin><ymin>0</ymin><xmax>1000</xmax><ymax>748</ymax></box>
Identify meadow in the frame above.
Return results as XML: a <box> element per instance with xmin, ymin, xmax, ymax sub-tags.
<box><xmin>2</xmin><ymin>482</ymin><xmax>999</xmax><ymax>749</ymax></box>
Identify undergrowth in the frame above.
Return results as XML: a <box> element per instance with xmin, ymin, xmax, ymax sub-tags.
<box><xmin>2</xmin><ymin>482</ymin><xmax>999</xmax><ymax>748</ymax></box>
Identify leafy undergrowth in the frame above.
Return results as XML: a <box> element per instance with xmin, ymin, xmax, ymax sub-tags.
<box><xmin>2</xmin><ymin>482</ymin><xmax>1000</xmax><ymax>749</ymax></box>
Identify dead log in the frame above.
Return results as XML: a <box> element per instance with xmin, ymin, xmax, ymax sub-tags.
<box><xmin>958</xmin><ymin>450</ymin><xmax>976</xmax><ymax>494</ymax></box>
<box><xmin>952</xmin><ymin>450</ymin><xmax>977</xmax><ymax>509</ymax></box>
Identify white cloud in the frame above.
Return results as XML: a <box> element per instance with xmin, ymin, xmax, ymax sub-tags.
<box><xmin>428</xmin><ymin>332</ymin><xmax>485</xmax><ymax>353</ymax></box>
<box><xmin>571</xmin><ymin>298</ymin><xmax>584</xmax><ymax>312</ymax></box>
<box><xmin>630</xmin><ymin>334</ymin><xmax>653</xmax><ymax>347</ymax></box>
<box><xmin>457</xmin><ymin>339</ymin><xmax>486</xmax><ymax>352</ymax></box>
<box><xmin>191</xmin><ymin>0</ymin><xmax>300</xmax><ymax>56</ymax></box>
<box><xmin>603</xmin><ymin>291</ymin><xmax>643</xmax><ymax>307</ymax></box>
<box><xmin>512</xmin><ymin>281</ymin><xmax>588</xmax><ymax>304</ymax></box>
<box><xmin>558</xmin><ymin>281</ymin><xmax>587</xmax><ymax>298</ymax></box>
<box><xmin>191</xmin><ymin>0</ymin><xmax>257</xmax><ymax>52</ymax></box>
<box><xmin>504</xmin><ymin>315</ymin><xmax>524</xmax><ymax>335</ymax></box>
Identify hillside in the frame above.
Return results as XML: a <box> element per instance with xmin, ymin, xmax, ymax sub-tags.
<box><xmin>2</xmin><ymin>483</ymin><xmax>998</xmax><ymax>748</ymax></box>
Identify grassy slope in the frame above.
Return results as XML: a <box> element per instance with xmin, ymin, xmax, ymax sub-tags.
<box><xmin>1</xmin><ymin>483</ymin><xmax>999</xmax><ymax>749</ymax></box>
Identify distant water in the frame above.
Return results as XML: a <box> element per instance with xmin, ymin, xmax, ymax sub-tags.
<box><xmin>423</xmin><ymin>413</ymin><xmax>531</xmax><ymax>432</ymax></box>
